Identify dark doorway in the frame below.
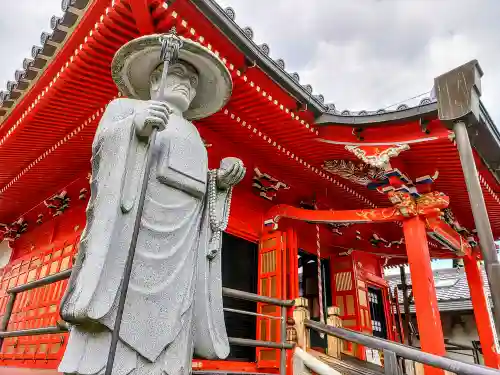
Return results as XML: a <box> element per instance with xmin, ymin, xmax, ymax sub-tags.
<box><xmin>368</xmin><ymin>286</ymin><xmax>387</xmax><ymax>339</ymax></box>
<box><xmin>221</xmin><ymin>233</ymin><xmax>258</xmax><ymax>361</ymax></box>
<box><xmin>298</xmin><ymin>250</ymin><xmax>332</xmax><ymax>351</ymax></box>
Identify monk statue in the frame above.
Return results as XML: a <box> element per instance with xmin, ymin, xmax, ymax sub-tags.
<box><xmin>58</xmin><ymin>33</ymin><xmax>245</xmax><ymax>375</ymax></box>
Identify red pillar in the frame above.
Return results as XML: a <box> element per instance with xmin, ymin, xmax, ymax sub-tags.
<box><xmin>403</xmin><ymin>216</ymin><xmax>445</xmax><ymax>375</ymax></box>
<box><xmin>463</xmin><ymin>254</ymin><xmax>500</xmax><ymax>368</ymax></box>
<box><xmin>286</xmin><ymin>228</ymin><xmax>299</xmax><ymax>300</ymax></box>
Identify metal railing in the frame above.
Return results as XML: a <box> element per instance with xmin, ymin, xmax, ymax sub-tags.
<box><xmin>0</xmin><ymin>269</ymin><xmax>294</xmax><ymax>375</ymax></box>
<box><xmin>305</xmin><ymin>319</ymin><xmax>500</xmax><ymax>375</ymax></box>
<box><xmin>0</xmin><ymin>268</ymin><xmax>72</xmax><ymax>343</ymax></box>
<box><xmin>412</xmin><ymin>340</ymin><xmax>483</xmax><ymax>366</ymax></box>
<box><xmin>223</xmin><ymin>286</ymin><xmax>294</xmax><ymax>375</ymax></box>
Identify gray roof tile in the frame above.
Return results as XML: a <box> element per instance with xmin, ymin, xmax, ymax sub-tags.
<box><xmin>386</xmin><ymin>266</ymin><xmax>490</xmax><ymax>305</ymax></box>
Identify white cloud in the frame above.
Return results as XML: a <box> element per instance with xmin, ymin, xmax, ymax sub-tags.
<box><xmin>216</xmin><ymin>0</ymin><xmax>500</xmax><ymax>123</ymax></box>
<box><xmin>0</xmin><ymin>0</ymin><xmax>498</xmax><ymax>125</ymax></box>
<box><xmin>0</xmin><ymin>0</ymin><xmax>62</xmax><ymax>88</ymax></box>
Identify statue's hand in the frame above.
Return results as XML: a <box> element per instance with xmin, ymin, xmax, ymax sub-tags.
<box><xmin>216</xmin><ymin>157</ymin><xmax>246</xmax><ymax>190</ymax></box>
<box><xmin>134</xmin><ymin>100</ymin><xmax>171</xmax><ymax>138</ymax></box>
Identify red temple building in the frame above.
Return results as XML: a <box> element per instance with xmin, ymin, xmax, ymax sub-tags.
<box><xmin>0</xmin><ymin>1</ymin><xmax>499</xmax><ymax>374</ymax></box>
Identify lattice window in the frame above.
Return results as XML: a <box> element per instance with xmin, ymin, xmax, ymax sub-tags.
<box><xmin>0</xmin><ymin>242</ymin><xmax>78</xmax><ymax>367</ymax></box>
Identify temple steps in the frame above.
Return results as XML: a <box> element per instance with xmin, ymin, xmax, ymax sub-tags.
<box><xmin>0</xmin><ymin>369</ymin><xmax>277</xmax><ymax>375</ymax></box>
<box><xmin>307</xmin><ymin>350</ymin><xmax>385</xmax><ymax>375</ymax></box>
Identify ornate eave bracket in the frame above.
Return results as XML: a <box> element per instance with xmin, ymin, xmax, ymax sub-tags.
<box><xmin>0</xmin><ymin>218</ymin><xmax>28</xmax><ymax>242</ymax></box>
<box><xmin>345</xmin><ymin>144</ymin><xmax>410</xmax><ymax>170</ymax></box>
<box><xmin>322</xmin><ymin>159</ymin><xmax>385</xmax><ymax>187</ymax></box>
<box><xmin>253</xmin><ymin>167</ymin><xmax>289</xmax><ymax>201</ymax></box>
<box><xmin>44</xmin><ymin>190</ymin><xmax>70</xmax><ymax>217</ymax></box>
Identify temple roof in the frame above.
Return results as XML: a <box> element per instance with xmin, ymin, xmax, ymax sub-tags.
<box><xmin>0</xmin><ymin>0</ymin><xmax>438</xmax><ymax>120</ymax></box>
<box><xmin>386</xmin><ymin>267</ymin><xmax>492</xmax><ymax>312</ymax></box>
<box><xmin>0</xmin><ymin>0</ymin><xmax>498</xmax><ymax>258</ymax></box>
<box><xmin>2</xmin><ymin>0</ymin><xmax>498</xmax><ymax>180</ymax></box>
<box><xmin>191</xmin><ymin>1</ymin><xmax>500</xmax><ymax>181</ymax></box>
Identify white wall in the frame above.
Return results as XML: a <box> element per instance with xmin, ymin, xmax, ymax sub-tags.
<box><xmin>0</xmin><ymin>240</ymin><xmax>12</xmax><ymax>269</ymax></box>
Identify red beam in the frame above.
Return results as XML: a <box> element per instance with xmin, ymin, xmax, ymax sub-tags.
<box><xmin>266</xmin><ymin>201</ymin><xmax>469</xmax><ymax>255</ymax></box>
<box><xmin>425</xmin><ymin>215</ymin><xmax>472</xmax><ymax>256</ymax></box>
<box><xmin>265</xmin><ymin>204</ymin><xmax>403</xmax><ymax>227</ymax></box>
<box><xmin>316</xmin><ymin>119</ymin><xmax>450</xmax><ymax>145</ymax></box>
<box><xmin>266</xmin><ymin>192</ymin><xmax>451</xmax><ymax>228</ymax></box>
<box><xmin>128</xmin><ymin>0</ymin><xmax>155</xmax><ymax>34</ymax></box>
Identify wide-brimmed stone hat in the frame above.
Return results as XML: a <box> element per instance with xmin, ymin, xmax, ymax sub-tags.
<box><xmin>111</xmin><ymin>33</ymin><xmax>232</xmax><ymax>120</ymax></box>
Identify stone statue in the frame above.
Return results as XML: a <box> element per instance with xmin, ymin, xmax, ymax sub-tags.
<box><xmin>58</xmin><ymin>34</ymin><xmax>245</xmax><ymax>375</ymax></box>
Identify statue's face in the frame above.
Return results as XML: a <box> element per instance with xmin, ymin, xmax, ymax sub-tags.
<box><xmin>150</xmin><ymin>62</ymin><xmax>199</xmax><ymax>113</ymax></box>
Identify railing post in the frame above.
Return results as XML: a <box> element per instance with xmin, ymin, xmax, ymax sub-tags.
<box><xmin>280</xmin><ymin>305</ymin><xmax>287</xmax><ymax>375</ymax></box>
<box><xmin>0</xmin><ymin>292</ymin><xmax>16</xmax><ymax>349</ymax></box>
<box><xmin>326</xmin><ymin>306</ymin><xmax>342</xmax><ymax>359</ymax></box>
<box><xmin>414</xmin><ymin>364</ymin><xmax>457</xmax><ymax>375</ymax></box>
<box><xmin>384</xmin><ymin>349</ymin><xmax>402</xmax><ymax>375</ymax></box>
<box><xmin>293</xmin><ymin>297</ymin><xmax>310</xmax><ymax>350</ymax></box>
<box><xmin>292</xmin><ymin>348</ymin><xmax>313</xmax><ymax>375</ymax></box>
<box><xmin>0</xmin><ymin>293</ymin><xmax>15</xmax><ymax>332</ymax></box>
<box><xmin>287</xmin><ymin>317</ymin><xmax>298</xmax><ymax>345</ymax></box>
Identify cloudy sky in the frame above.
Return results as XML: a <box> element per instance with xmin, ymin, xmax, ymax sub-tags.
<box><xmin>1</xmin><ymin>0</ymin><xmax>499</xmax><ymax>122</ymax></box>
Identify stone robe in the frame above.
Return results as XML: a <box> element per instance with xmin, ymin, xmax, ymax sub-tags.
<box><xmin>58</xmin><ymin>98</ymin><xmax>230</xmax><ymax>375</ymax></box>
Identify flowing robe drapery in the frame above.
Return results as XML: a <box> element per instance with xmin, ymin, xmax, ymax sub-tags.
<box><xmin>58</xmin><ymin>98</ymin><xmax>230</xmax><ymax>375</ymax></box>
